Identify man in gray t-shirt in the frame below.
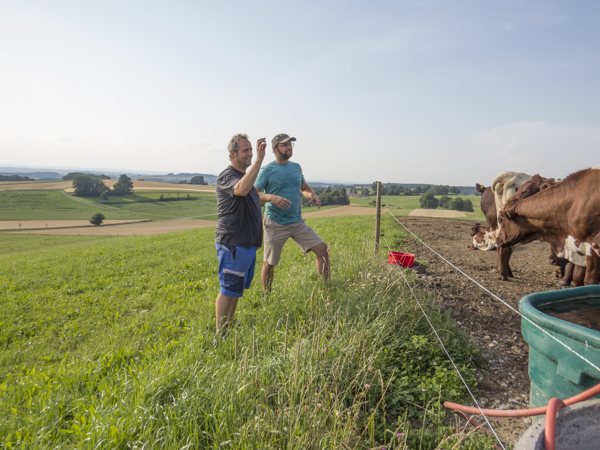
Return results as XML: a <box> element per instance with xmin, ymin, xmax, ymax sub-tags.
<box><xmin>214</xmin><ymin>134</ymin><xmax>266</xmax><ymax>342</ymax></box>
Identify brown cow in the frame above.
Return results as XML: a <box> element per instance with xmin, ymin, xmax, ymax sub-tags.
<box><xmin>497</xmin><ymin>168</ymin><xmax>600</xmax><ymax>285</ymax></box>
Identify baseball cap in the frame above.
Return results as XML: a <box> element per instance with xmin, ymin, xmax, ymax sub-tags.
<box><xmin>272</xmin><ymin>133</ymin><xmax>296</xmax><ymax>147</ymax></box>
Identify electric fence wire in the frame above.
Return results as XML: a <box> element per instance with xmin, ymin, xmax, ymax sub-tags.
<box><xmin>380</xmin><ymin>233</ymin><xmax>506</xmax><ymax>450</ymax></box>
<box><xmin>387</xmin><ymin>211</ymin><xmax>600</xmax><ymax>376</ymax></box>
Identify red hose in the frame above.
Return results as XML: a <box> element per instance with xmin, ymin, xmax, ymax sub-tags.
<box><xmin>444</xmin><ymin>381</ymin><xmax>600</xmax><ymax>449</ymax></box>
<box><xmin>544</xmin><ymin>398</ymin><xmax>565</xmax><ymax>450</ymax></box>
<box><xmin>443</xmin><ymin>381</ymin><xmax>600</xmax><ymax>417</ymax></box>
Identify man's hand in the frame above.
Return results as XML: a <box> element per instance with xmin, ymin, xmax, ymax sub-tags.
<box><xmin>308</xmin><ymin>193</ymin><xmax>321</xmax><ymax>209</ymax></box>
<box><xmin>270</xmin><ymin>194</ymin><xmax>291</xmax><ymax>210</ymax></box>
<box><xmin>256</xmin><ymin>138</ymin><xmax>267</xmax><ymax>162</ymax></box>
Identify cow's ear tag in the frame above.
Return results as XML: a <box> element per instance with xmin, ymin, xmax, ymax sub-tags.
<box><xmin>503</xmin><ymin>211</ymin><xmax>511</xmax><ymax>220</ymax></box>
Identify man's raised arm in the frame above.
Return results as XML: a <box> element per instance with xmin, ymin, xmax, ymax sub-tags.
<box><xmin>233</xmin><ymin>138</ymin><xmax>267</xmax><ymax>196</ymax></box>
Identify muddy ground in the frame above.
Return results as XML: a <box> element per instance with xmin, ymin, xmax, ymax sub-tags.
<box><xmin>395</xmin><ymin>216</ymin><xmax>563</xmax><ymax>446</ymax></box>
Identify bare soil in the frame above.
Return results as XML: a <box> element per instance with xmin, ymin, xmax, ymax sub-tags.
<box><xmin>5</xmin><ymin>219</ymin><xmax>216</xmax><ymax>236</ymax></box>
<box><xmin>0</xmin><ymin>220</ymin><xmax>148</xmax><ymax>231</ymax></box>
<box><xmin>395</xmin><ymin>216</ymin><xmax>563</xmax><ymax>446</ymax></box>
<box><xmin>409</xmin><ymin>208</ymin><xmax>466</xmax><ymax>218</ymax></box>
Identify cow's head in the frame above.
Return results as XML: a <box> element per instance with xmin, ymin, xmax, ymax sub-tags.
<box><xmin>470</xmin><ymin>223</ymin><xmax>485</xmax><ymax>236</ymax></box>
<box><xmin>496</xmin><ymin>208</ymin><xmax>543</xmax><ymax>248</ymax></box>
<box><xmin>507</xmin><ymin>174</ymin><xmax>558</xmax><ymax>203</ymax></box>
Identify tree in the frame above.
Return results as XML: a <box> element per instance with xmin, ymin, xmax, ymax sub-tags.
<box><xmin>63</xmin><ymin>172</ymin><xmax>110</xmax><ymax>180</ymax></box>
<box><xmin>463</xmin><ymin>199</ymin><xmax>474</xmax><ymax>212</ymax></box>
<box><xmin>90</xmin><ymin>213</ymin><xmax>105</xmax><ymax>226</ymax></box>
<box><xmin>449</xmin><ymin>197</ymin><xmax>465</xmax><ymax>211</ymax></box>
<box><xmin>100</xmin><ymin>191</ymin><xmax>109</xmax><ymax>201</ymax></box>
<box><xmin>439</xmin><ymin>196</ymin><xmax>451</xmax><ymax>208</ymax></box>
<box><xmin>190</xmin><ymin>175</ymin><xmax>207</xmax><ymax>185</ymax></box>
<box><xmin>73</xmin><ymin>174</ymin><xmax>109</xmax><ymax>197</ymax></box>
<box><xmin>419</xmin><ymin>192</ymin><xmax>439</xmax><ymax>209</ymax></box>
<box><xmin>111</xmin><ymin>174</ymin><xmax>134</xmax><ymax>195</ymax></box>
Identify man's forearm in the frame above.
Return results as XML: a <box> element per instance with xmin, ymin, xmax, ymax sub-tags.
<box><xmin>300</xmin><ymin>184</ymin><xmax>315</xmax><ymax>199</ymax></box>
<box><xmin>258</xmin><ymin>192</ymin><xmax>272</xmax><ymax>204</ymax></box>
<box><xmin>233</xmin><ymin>159</ymin><xmax>264</xmax><ymax>196</ymax></box>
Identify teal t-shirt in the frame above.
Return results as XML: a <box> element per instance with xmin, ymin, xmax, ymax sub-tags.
<box><xmin>255</xmin><ymin>161</ymin><xmax>306</xmax><ymax>225</ymax></box>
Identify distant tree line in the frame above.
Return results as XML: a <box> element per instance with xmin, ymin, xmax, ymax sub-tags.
<box><xmin>63</xmin><ymin>172</ymin><xmax>111</xmax><ymax>180</ymax></box>
<box><xmin>419</xmin><ymin>192</ymin><xmax>473</xmax><ymax>211</ymax></box>
<box><xmin>0</xmin><ymin>175</ymin><xmax>34</xmax><ymax>182</ymax></box>
<box><xmin>72</xmin><ymin>174</ymin><xmax>134</xmax><ymax>198</ymax></box>
<box><xmin>347</xmin><ymin>183</ymin><xmax>463</xmax><ymax>196</ymax></box>
<box><xmin>301</xmin><ymin>186</ymin><xmax>350</xmax><ymax>207</ymax></box>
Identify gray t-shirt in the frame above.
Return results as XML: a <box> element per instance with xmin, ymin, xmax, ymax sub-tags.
<box><xmin>215</xmin><ymin>165</ymin><xmax>263</xmax><ymax>249</ymax></box>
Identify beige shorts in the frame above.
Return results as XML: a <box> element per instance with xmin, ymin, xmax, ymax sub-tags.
<box><xmin>263</xmin><ymin>216</ymin><xmax>324</xmax><ymax>265</ymax></box>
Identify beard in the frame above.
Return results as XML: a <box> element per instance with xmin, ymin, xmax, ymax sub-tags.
<box><xmin>275</xmin><ymin>148</ymin><xmax>292</xmax><ymax>161</ymax></box>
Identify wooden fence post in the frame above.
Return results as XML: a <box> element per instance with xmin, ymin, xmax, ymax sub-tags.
<box><xmin>375</xmin><ymin>181</ymin><xmax>382</xmax><ymax>254</ymax></box>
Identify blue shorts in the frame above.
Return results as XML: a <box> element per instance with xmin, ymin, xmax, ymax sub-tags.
<box><xmin>215</xmin><ymin>243</ymin><xmax>256</xmax><ymax>298</ymax></box>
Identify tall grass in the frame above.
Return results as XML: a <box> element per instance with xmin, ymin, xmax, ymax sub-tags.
<box><xmin>0</xmin><ymin>216</ymin><xmax>494</xmax><ymax>449</ymax></box>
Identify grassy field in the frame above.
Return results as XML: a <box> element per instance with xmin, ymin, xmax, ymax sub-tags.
<box><xmin>0</xmin><ymin>235</ymin><xmax>116</xmax><ymax>256</ymax></box>
<box><xmin>0</xmin><ymin>190</ymin><xmax>219</xmax><ymax>221</ymax></box>
<box><xmin>0</xmin><ymin>215</ymin><xmax>494</xmax><ymax>449</ymax></box>
<box><xmin>350</xmin><ymin>195</ymin><xmax>486</xmax><ymax>221</ymax></box>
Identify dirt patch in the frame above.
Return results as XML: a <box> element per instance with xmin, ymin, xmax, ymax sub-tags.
<box><xmin>6</xmin><ymin>219</ymin><xmax>216</xmax><ymax>236</ymax></box>
<box><xmin>409</xmin><ymin>209</ymin><xmax>466</xmax><ymax>217</ymax></box>
<box><xmin>303</xmin><ymin>205</ymin><xmax>387</xmax><ymax>218</ymax></box>
<box><xmin>0</xmin><ymin>220</ymin><xmax>149</xmax><ymax>231</ymax></box>
<box><xmin>392</xmin><ymin>216</ymin><xmax>563</xmax><ymax>446</ymax></box>
<box><xmin>0</xmin><ymin>182</ymin><xmax>72</xmax><ymax>191</ymax></box>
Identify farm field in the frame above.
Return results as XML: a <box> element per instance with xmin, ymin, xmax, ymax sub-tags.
<box><xmin>0</xmin><ymin>180</ymin><xmax>215</xmax><ymax>192</ymax></box>
<box><xmin>5</xmin><ymin>218</ymin><xmax>218</xmax><ymax>236</ymax></box>
<box><xmin>350</xmin><ymin>195</ymin><xmax>486</xmax><ymax>222</ymax></box>
<box><xmin>0</xmin><ymin>190</ymin><xmax>219</xmax><ymax>221</ymax></box>
<box><xmin>0</xmin><ymin>215</ymin><xmax>497</xmax><ymax>449</ymax></box>
<box><xmin>0</xmin><ymin>220</ymin><xmax>148</xmax><ymax>231</ymax></box>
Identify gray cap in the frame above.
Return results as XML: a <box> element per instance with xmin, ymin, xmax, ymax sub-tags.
<box><xmin>272</xmin><ymin>133</ymin><xmax>296</xmax><ymax>147</ymax></box>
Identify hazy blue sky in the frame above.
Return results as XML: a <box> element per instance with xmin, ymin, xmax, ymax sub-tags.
<box><xmin>2</xmin><ymin>1</ymin><xmax>599</xmax><ymax>185</ymax></box>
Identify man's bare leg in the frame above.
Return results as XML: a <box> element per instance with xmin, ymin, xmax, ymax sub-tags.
<box><xmin>310</xmin><ymin>242</ymin><xmax>330</xmax><ymax>281</ymax></box>
<box><xmin>261</xmin><ymin>261</ymin><xmax>274</xmax><ymax>292</ymax></box>
<box><xmin>215</xmin><ymin>293</ymin><xmax>239</xmax><ymax>334</ymax></box>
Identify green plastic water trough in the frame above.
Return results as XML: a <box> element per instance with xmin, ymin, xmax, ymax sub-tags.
<box><xmin>519</xmin><ymin>285</ymin><xmax>600</xmax><ymax>409</ymax></box>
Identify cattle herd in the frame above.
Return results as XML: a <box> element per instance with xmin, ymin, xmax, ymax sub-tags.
<box><xmin>469</xmin><ymin>167</ymin><xmax>600</xmax><ymax>287</ymax></box>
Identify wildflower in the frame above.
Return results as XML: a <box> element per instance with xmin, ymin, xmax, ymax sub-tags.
<box><xmin>396</xmin><ymin>433</ymin><xmax>404</xmax><ymax>438</ymax></box>
<box><xmin>330</xmin><ymin>393</ymin><xmax>334</xmax><ymax>398</ymax></box>
<box><xmin>364</xmin><ymin>384</ymin><xmax>370</xmax><ymax>390</ymax></box>
<box><xmin>317</xmin><ymin>403</ymin><xmax>322</xmax><ymax>409</ymax></box>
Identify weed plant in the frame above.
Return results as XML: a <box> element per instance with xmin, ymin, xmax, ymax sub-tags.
<box><xmin>0</xmin><ymin>216</ymin><xmax>494</xmax><ymax>449</ymax></box>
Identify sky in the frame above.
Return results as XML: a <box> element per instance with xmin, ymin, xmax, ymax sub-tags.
<box><xmin>2</xmin><ymin>0</ymin><xmax>599</xmax><ymax>185</ymax></box>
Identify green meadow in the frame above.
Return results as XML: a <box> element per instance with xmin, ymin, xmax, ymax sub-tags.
<box><xmin>0</xmin><ymin>215</ymin><xmax>495</xmax><ymax>449</ymax></box>
<box><xmin>349</xmin><ymin>195</ymin><xmax>486</xmax><ymax>221</ymax></box>
<box><xmin>0</xmin><ymin>235</ymin><xmax>115</xmax><ymax>256</ymax></box>
<box><xmin>0</xmin><ymin>190</ymin><xmax>219</xmax><ymax>221</ymax></box>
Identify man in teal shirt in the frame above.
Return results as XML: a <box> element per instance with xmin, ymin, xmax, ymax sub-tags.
<box><xmin>254</xmin><ymin>133</ymin><xmax>329</xmax><ymax>291</ymax></box>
